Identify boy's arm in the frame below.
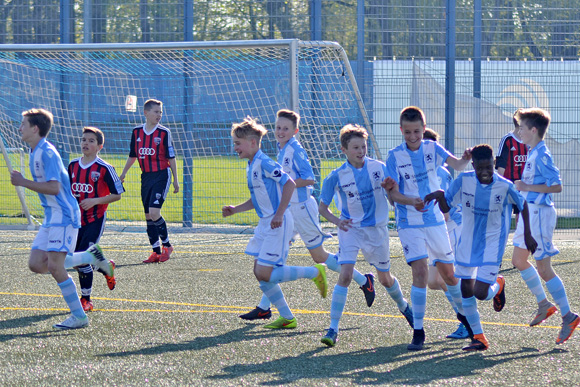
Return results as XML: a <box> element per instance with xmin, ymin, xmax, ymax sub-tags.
<box><xmin>319</xmin><ymin>201</ymin><xmax>352</xmax><ymax>231</ymax></box>
<box><xmin>169</xmin><ymin>158</ymin><xmax>180</xmax><ymax>193</ymax></box>
<box><xmin>222</xmin><ymin>198</ymin><xmax>254</xmax><ymax>218</ymax></box>
<box><xmin>424</xmin><ymin>190</ymin><xmax>450</xmax><ymax>213</ymax></box>
<box><xmin>514</xmin><ymin>181</ymin><xmax>562</xmax><ymax>194</ymax></box>
<box><xmin>79</xmin><ymin>194</ymin><xmax>122</xmax><ymax>211</ymax></box>
<box><xmin>10</xmin><ymin>171</ymin><xmax>60</xmax><ymax>195</ymax></box>
<box><xmin>446</xmin><ymin>148</ymin><xmax>473</xmax><ymax>171</ymax></box>
<box><xmin>519</xmin><ymin>201</ymin><xmax>538</xmax><ymax>254</ymax></box>
<box><xmin>294</xmin><ymin>178</ymin><xmax>316</xmax><ymax>188</ymax></box>
<box><xmin>270</xmin><ymin>178</ymin><xmax>295</xmax><ymax>229</ymax></box>
<box><xmin>383</xmin><ymin>178</ymin><xmax>426</xmax><ymax>211</ymax></box>
<box><xmin>119</xmin><ymin>157</ymin><xmax>137</xmax><ymax>182</ymax></box>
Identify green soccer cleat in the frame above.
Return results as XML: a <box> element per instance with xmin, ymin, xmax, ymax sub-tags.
<box><xmin>263</xmin><ymin>316</ymin><xmax>297</xmax><ymax>329</ymax></box>
<box><xmin>321</xmin><ymin>328</ymin><xmax>338</xmax><ymax>347</ymax></box>
<box><xmin>312</xmin><ymin>263</ymin><xmax>328</xmax><ymax>298</ymax></box>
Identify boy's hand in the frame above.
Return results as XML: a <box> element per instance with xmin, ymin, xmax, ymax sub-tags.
<box><xmin>173</xmin><ymin>180</ymin><xmax>180</xmax><ymax>193</ymax></box>
<box><xmin>424</xmin><ymin>190</ymin><xmax>444</xmax><ymax>205</ymax></box>
<box><xmin>270</xmin><ymin>213</ymin><xmax>283</xmax><ymax>229</ymax></box>
<box><xmin>10</xmin><ymin>170</ymin><xmax>25</xmax><ymax>186</ymax></box>
<box><xmin>524</xmin><ymin>232</ymin><xmax>538</xmax><ymax>255</ymax></box>
<box><xmin>222</xmin><ymin>205</ymin><xmax>236</xmax><ymax>218</ymax></box>
<box><xmin>119</xmin><ymin>173</ymin><xmax>126</xmax><ymax>183</ymax></box>
<box><xmin>337</xmin><ymin>218</ymin><xmax>353</xmax><ymax>231</ymax></box>
<box><xmin>514</xmin><ymin>180</ymin><xmax>528</xmax><ymax>191</ymax></box>
<box><xmin>461</xmin><ymin>148</ymin><xmax>473</xmax><ymax>161</ymax></box>
<box><xmin>381</xmin><ymin>176</ymin><xmax>396</xmax><ymax>191</ymax></box>
<box><xmin>412</xmin><ymin>197</ymin><xmax>427</xmax><ymax>212</ymax></box>
<box><xmin>79</xmin><ymin>198</ymin><xmax>98</xmax><ymax>210</ymax></box>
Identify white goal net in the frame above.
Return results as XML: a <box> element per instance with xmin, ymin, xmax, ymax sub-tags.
<box><xmin>0</xmin><ymin>40</ymin><xmax>375</xmax><ymax>229</ymax></box>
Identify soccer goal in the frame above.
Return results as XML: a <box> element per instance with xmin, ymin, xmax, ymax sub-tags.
<box><xmin>0</xmin><ymin>39</ymin><xmax>376</xmax><ymax>230</ymax></box>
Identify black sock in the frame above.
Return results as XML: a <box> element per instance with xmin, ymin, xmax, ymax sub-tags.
<box><xmin>154</xmin><ymin>216</ymin><xmax>171</xmax><ymax>247</ymax></box>
<box><xmin>78</xmin><ymin>264</ymin><xmax>93</xmax><ymax>300</ymax></box>
<box><xmin>146</xmin><ymin>219</ymin><xmax>161</xmax><ymax>253</ymax></box>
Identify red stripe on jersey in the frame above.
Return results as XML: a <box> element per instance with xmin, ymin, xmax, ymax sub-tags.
<box><xmin>130</xmin><ymin>125</ymin><xmax>172</xmax><ymax>173</ymax></box>
<box><xmin>69</xmin><ymin>159</ymin><xmax>113</xmax><ymax>226</ymax></box>
<box><xmin>502</xmin><ymin>137</ymin><xmax>528</xmax><ymax>181</ymax></box>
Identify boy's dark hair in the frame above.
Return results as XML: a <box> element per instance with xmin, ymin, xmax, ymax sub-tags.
<box><xmin>83</xmin><ymin>126</ymin><xmax>104</xmax><ymax>146</ymax></box>
<box><xmin>471</xmin><ymin>144</ymin><xmax>494</xmax><ymax>162</ymax></box>
<box><xmin>515</xmin><ymin>108</ymin><xmax>551</xmax><ymax>139</ymax></box>
<box><xmin>277</xmin><ymin>109</ymin><xmax>300</xmax><ymax>128</ymax></box>
<box><xmin>423</xmin><ymin>127</ymin><xmax>439</xmax><ymax>142</ymax></box>
<box><xmin>231</xmin><ymin>117</ymin><xmax>267</xmax><ymax>141</ymax></box>
<box><xmin>400</xmin><ymin>106</ymin><xmax>426</xmax><ymax>127</ymax></box>
<box><xmin>22</xmin><ymin>108</ymin><xmax>53</xmax><ymax>137</ymax></box>
<box><xmin>340</xmin><ymin>124</ymin><xmax>368</xmax><ymax>148</ymax></box>
<box><xmin>144</xmin><ymin>99</ymin><xmax>163</xmax><ymax>111</ymax></box>
<box><xmin>512</xmin><ymin>108</ymin><xmax>522</xmax><ymax>129</ymax></box>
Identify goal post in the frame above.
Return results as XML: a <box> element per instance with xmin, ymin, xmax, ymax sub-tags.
<box><xmin>0</xmin><ymin>39</ymin><xmax>376</xmax><ymax>230</ymax></box>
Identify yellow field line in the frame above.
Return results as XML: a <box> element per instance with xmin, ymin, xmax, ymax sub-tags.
<box><xmin>0</xmin><ymin>291</ymin><xmax>560</xmax><ymax>330</ymax></box>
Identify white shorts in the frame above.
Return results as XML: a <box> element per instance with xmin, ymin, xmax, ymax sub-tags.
<box><xmin>430</xmin><ymin>222</ymin><xmax>462</xmax><ymax>267</ymax></box>
<box><xmin>513</xmin><ymin>204</ymin><xmax>559</xmax><ymax>260</ymax></box>
<box><xmin>337</xmin><ymin>225</ymin><xmax>391</xmax><ymax>272</ymax></box>
<box><xmin>398</xmin><ymin>224</ymin><xmax>454</xmax><ymax>266</ymax></box>
<box><xmin>32</xmin><ymin>225</ymin><xmax>78</xmax><ymax>254</ymax></box>
<box><xmin>455</xmin><ymin>263</ymin><xmax>500</xmax><ymax>285</ymax></box>
<box><xmin>290</xmin><ymin>197</ymin><xmax>331</xmax><ymax>249</ymax></box>
<box><xmin>245</xmin><ymin>213</ymin><xmax>294</xmax><ymax>267</ymax></box>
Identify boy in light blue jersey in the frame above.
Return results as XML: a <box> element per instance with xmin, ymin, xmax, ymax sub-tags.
<box><xmin>383</xmin><ymin>106</ymin><xmax>472</xmax><ymax>351</ymax></box>
<box><xmin>318</xmin><ymin>124</ymin><xmax>412</xmax><ymax>347</ymax></box>
<box><xmin>240</xmin><ymin>110</ymin><xmax>376</xmax><ymax>321</ymax></box>
<box><xmin>10</xmin><ymin>109</ymin><xmax>114</xmax><ymax>330</ymax></box>
<box><xmin>511</xmin><ymin>108</ymin><xmax>579</xmax><ymax>344</ymax></box>
<box><xmin>422</xmin><ymin>128</ymin><xmax>468</xmax><ymax>340</ymax></box>
<box><xmin>222</xmin><ymin>117</ymin><xmax>328</xmax><ymax>330</ymax></box>
<box><xmin>426</xmin><ymin>144</ymin><xmax>537</xmax><ymax>351</ymax></box>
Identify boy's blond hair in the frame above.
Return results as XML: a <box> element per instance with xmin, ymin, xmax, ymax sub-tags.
<box><xmin>144</xmin><ymin>98</ymin><xmax>163</xmax><ymax>111</ymax></box>
<box><xmin>276</xmin><ymin>109</ymin><xmax>300</xmax><ymax>128</ymax></box>
<box><xmin>22</xmin><ymin>108</ymin><xmax>53</xmax><ymax>137</ymax></box>
<box><xmin>83</xmin><ymin>126</ymin><xmax>104</xmax><ymax>146</ymax></box>
<box><xmin>340</xmin><ymin>124</ymin><xmax>368</xmax><ymax>148</ymax></box>
<box><xmin>231</xmin><ymin>117</ymin><xmax>267</xmax><ymax>141</ymax></box>
<box><xmin>515</xmin><ymin>108</ymin><xmax>551</xmax><ymax>139</ymax></box>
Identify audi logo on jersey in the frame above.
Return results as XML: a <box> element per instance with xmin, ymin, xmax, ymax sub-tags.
<box><xmin>139</xmin><ymin>148</ymin><xmax>156</xmax><ymax>156</ymax></box>
<box><xmin>513</xmin><ymin>155</ymin><xmax>527</xmax><ymax>163</ymax></box>
<box><xmin>71</xmin><ymin>183</ymin><xmax>94</xmax><ymax>193</ymax></box>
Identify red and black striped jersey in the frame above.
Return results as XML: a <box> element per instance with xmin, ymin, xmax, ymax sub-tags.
<box><xmin>68</xmin><ymin>157</ymin><xmax>125</xmax><ymax>226</ymax></box>
<box><xmin>128</xmin><ymin>124</ymin><xmax>176</xmax><ymax>173</ymax></box>
<box><xmin>496</xmin><ymin>132</ymin><xmax>528</xmax><ymax>182</ymax></box>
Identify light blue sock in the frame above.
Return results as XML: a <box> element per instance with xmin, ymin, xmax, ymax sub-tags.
<box><xmin>485</xmin><ymin>281</ymin><xmax>500</xmax><ymax>301</ymax></box>
<box><xmin>386</xmin><ymin>277</ymin><xmax>407</xmax><ymax>312</ymax></box>
<box><xmin>58</xmin><ymin>276</ymin><xmax>86</xmax><ymax>319</ymax></box>
<box><xmin>546</xmin><ymin>276</ymin><xmax>571</xmax><ymax>316</ymax></box>
<box><xmin>520</xmin><ymin>266</ymin><xmax>547</xmax><ymax>303</ymax></box>
<box><xmin>259</xmin><ymin>281</ymin><xmax>293</xmax><ymax>319</ymax></box>
<box><xmin>463</xmin><ymin>296</ymin><xmax>483</xmax><ymax>335</ymax></box>
<box><xmin>446</xmin><ymin>283</ymin><xmax>464</xmax><ymax>315</ymax></box>
<box><xmin>324</xmin><ymin>253</ymin><xmax>340</xmax><ymax>272</ymax></box>
<box><xmin>269</xmin><ymin>265</ymin><xmax>318</xmax><ymax>283</ymax></box>
<box><xmin>257</xmin><ymin>293</ymin><xmax>271</xmax><ymax>310</ymax></box>
<box><xmin>444</xmin><ymin>290</ymin><xmax>459</xmax><ymax>314</ymax></box>
<box><xmin>411</xmin><ymin>285</ymin><xmax>427</xmax><ymax>330</ymax></box>
<box><xmin>329</xmin><ymin>285</ymin><xmax>348</xmax><ymax>332</ymax></box>
<box><xmin>351</xmin><ymin>268</ymin><xmax>367</xmax><ymax>287</ymax></box>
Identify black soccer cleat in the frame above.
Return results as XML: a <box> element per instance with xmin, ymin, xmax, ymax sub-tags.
<box><xmin>360</xmin><ymin>273</ymin><xmax>376</xmax><ymax>307</ymax></box>
<box><xmin>407</xmin><ymin>328</ymin><xmax>425</xmax><ymax>351</ymax></box>
<box><xmin>239</xmin><ymin>306</ymin><xmax>272</xmax><ymax>320</ymax></box>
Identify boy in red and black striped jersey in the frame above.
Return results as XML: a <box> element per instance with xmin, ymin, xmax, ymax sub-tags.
<box><xmin>120</xmin><ymin>99</ymin><xmax>179</xmax><ymax>263</ymax></box>
<box><xmin>496</xmin><ymin>109</ymin><xmax>528</xmax><ymax>225</ymax></box>
<box><xmin>68</xmin><ymin>127</ymin><xmax>124</xmax><ymax>311</ymax></box>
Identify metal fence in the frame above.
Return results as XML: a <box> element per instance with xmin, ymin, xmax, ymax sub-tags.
<box><xmin>1</xmin><ymin>0</ymin><xmax>579</xmax><ymax>228</ymax></box>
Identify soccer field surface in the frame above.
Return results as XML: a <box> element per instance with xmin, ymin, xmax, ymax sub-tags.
<box><xmin>1</xmin><ymin>229</ymin><xmax>580</xmax><ymax>386</ymax></box>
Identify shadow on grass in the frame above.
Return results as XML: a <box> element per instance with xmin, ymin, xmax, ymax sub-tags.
<box><xmin>96</xmin><ymin>324</ymin><xmax>330</xmax><ymax>358</ymax></box>
<box><xmin>207</xmin><ymin>342</ymin><xmax>563</xmax><ymax>385</ymax></box>
<box><xmin>0</xmin><ymin>313</ymin><xmax>64</xmax><ymax>330</ymax></box>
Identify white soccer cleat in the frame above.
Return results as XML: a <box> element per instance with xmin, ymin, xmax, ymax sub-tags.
<box><xmin>53</xmin><ymin>314</ymin><xmax>89</xmax><ymax>330</ymax></box>
<box><xmin>87</xmin><ymin>244</ymin><xmax>114</xmax><ymax>277</ymax></box>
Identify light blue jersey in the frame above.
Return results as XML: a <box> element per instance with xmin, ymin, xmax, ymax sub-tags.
<box><xmin>445</xmin><ymin>171</ymin><xmax>525</xmax><ymax>266</ymax></box>
<box><xmin>29</xmin><ymin>138</ymin><xmax>81</xmax><ymax>228</ymax></box>
<box><xmin>247</xmin><ymin>149</ymin><xmax>291</xmax><ymax>218</ymax></box>
<box><xmin>437</xmin><ymin>165</ymin><xmax>462</xmax><ymax>228</ymax></box>
<box><xmin>320</xmin><ymin>157</ymin><xmax>389</xmax><ymax>228</ymax></box>
<box><xmin>520</xmin><ymin>141</ymin><xmax>561</xmax><ymax>207</ymax></box>
<box><xmin>386</xmin><ymin>140</ymin><xmax>452</xmax><ymax>229</ymax></box>
<box><xmin>277</xmin><ymin>137</ymin><xmax>315</xmax><ymax>204</ymax></box>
